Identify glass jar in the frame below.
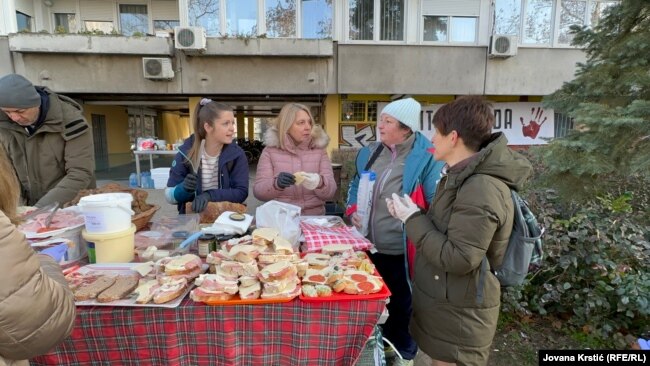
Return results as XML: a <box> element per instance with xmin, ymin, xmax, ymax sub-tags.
<box><xmin>197</xmin><ymin>233</ymin><xmax>216</xmax><ymax>257</ymax></box>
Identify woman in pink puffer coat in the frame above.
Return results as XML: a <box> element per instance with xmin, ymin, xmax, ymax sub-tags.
<box><xmin>253</xmin><ymin>103</ymin><xmax>337</xmax><ymax>216</ymax></box>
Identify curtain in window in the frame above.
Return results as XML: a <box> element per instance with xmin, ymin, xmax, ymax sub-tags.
<box><xmin>119</xmin><ymin>4</ymin><xmax>148</xmax><ymax>35</ymax></box>
<box><xmin>380</xmin><ymin>0</ymin><xmax>403</xmax><ymax>40</ymax></box>
<box><xmin>349</xmin><ymin>0</ymin><xmax>373</xmax><ymax>40</ymax></box>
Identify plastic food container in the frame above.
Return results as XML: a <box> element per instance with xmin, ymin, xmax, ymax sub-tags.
<box><xmin>78</xmin><ymin>193</ymin><xmax>134</xmax><ymax>234</ymax></box>
<box><xmin>82</xmin><ymin>224</ymin><xmax>136</xmax><ymax>263</ymax></box>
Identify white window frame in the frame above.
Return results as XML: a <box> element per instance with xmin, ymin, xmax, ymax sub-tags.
<box><xmin>344</xmin><ymin>0</ymin><xmax>407</xmax><ymax>44</ymax></box>
<box><xmin>421</xmin><ymin>15</ymin><xmax>478</xmax><ymax>45</ymax></box>
<box><xmin>494</xmin><ymin>0</ymin><xmax>619</xmax><ymax>49</ymax></box>
<box><xmin>179</xmin><ymin>0</ymin><xmax>333</xmax><ymax>38</ymax></box>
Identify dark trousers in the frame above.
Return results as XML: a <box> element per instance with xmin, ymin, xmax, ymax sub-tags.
<box><xmin>369</xmin><ymin>252</ymin><xmax>418</xmax><ymax>360</ymax></box>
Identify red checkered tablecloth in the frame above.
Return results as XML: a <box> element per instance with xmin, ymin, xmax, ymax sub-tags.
<box><xmin>30</xmin><ymin>297</ymin><xmax>385</xmax><ymax>366</ymax></box>
<box><xmin>300</xmin><ymin>222</ymin><xmax>374</xmax><ymax>253</ymax></box>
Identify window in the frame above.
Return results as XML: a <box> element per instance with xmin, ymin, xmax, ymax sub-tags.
<box><xmin>589</xmin><ymin>1</ymin><xmax>617</xmax><ymax>26</ymax></box>
<box><xmin>120</xmin><ymin>4</ymin><xmax>149</xmax><ymax>35</ymax></box>
<box><xmin>494</xmin><ymin>0</ymin><xmax>619</xmax><ymax>47</ymax></box>
<box><xmin>301</xmin><ymin>0</ymin><xmax>332</xmax><ymax>39</ymax></box>
<box><xmin>154</xmin><ymin>20</ymin><xmax>180</xmax><ymax>32</ymax></box>
<box><xmin>16</xmin><ymin>12</ymin><xmax>32</xmax><ymax>32</ymax></box>
<box><xmin>84</xmin><ymin>21</ymin><xmax>114</xmax><ymax>33</ymax></box>
<box><xmin>558</xmin><ymin>0</ymin><xmax>586</xmax><ymax>44</ymax></box>
<box><xmin>226</xmin><ymin>0</ymin><xmax>257</xmax><ymax>36</ymax></box>
<box><xmin>522</xmin><ymin>0</ymin><xmax>552</xmax><ymax>44</ymax></box>
<box><xmin>188</xmin><ymin>0</ymin><xmax>220</xmax><ymax>36</ymax></box>
<box><xmin>349</xmin><ymin>0</ymin><xmax>404</xmax><ymax>41</ymax></box>
<box><xmin>494</xmin><ymin>0</ymin><xmax>521</xmax><ymax>36</ymax></box>
<box><xmin>266</xmin><ymin>0</ymin><xmax>295</xmax><ymax>38</ymax></box>
<box><xmin>423</xmin><ymin>16</ymin><xmax>477</xmax><ymax>43</ymax></box>
<box><xmin>54</xmin><ymin>13</ymin><xmax>76</xmax><ymax>33</ymax></box>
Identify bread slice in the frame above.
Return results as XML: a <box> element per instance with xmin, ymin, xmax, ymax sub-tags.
<box><xmin>97</xmin><ymin>275</ymin><xmax>140</xmax><ymax>303</ymax></box>
<box><xmin>252</xmin><ymin>227</ymin><xmax>279</xmax><ymax>246</ymax></box>
<box><xmin>153</xmin><ymin>278</ymin><xmax>188</xmax><ymax>304</ymax></box>
<box><xmin>293</xmin><ymin>172</ymin><xmax>308</xmax><ymax>185</ymax></box>
<box><xmin>190</xmin><ymin>287</ymin><xmax>235</xmax><ymax>303</ymax></box>
<box><xmin>74</xmin><ymin>276</ymin><xmax>117</xmax><ymax>301</ymax></box>
<box><xmin>321</xmin><ymin>244</ymin><xmax>354</xmax><ymax>256</ymax></box>
<box><xmin>239</xmin><ymin>282</ymin><xmax>262</xmax><ymax>300</ymax></box>
<box><xmin>258</xmin><ymin>261</ymin><xmax>297</xmax><ymax>282</ymax></box>
<box><xmin>134</xmin><ymin>279</ymin><xmax>160</xmax><ymax>304</ymax></box>
<box><xmin>162</xmin><ymin>254</ymin><xmax>202</xmax><ymax>276</ymax></box>
<box><xmin>272</xmin><ymin>236</ymin><xmax>295</xmax><ymax>254</ymax></box>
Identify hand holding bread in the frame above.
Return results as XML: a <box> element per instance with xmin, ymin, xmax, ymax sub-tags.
<box><xmin>293</xmin><ymin>172</ymin><xmax>320</xmax><ymax>190</ymax></box>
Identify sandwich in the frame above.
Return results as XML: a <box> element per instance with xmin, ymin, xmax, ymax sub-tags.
<box><xmin>228</xmin><ymin>244</ymin><xmax>260</xmax><ymax>263</ymax></box>
<box><xmin>158</xmin><ymin>254</ymin><xmax>203</xmax><ymax>280</ymax></box>
<box><xmin>271</xmin><ymin>236</ymin><xmax>295</xmax><ymax>255</ymax></box>
<box><xmin>293</xmin><ymin>172</ymin><xmax>308</xmax><ymax>185</ymax></box>
<box><xmin>252</xmin><ymin>227</ymin><xmax>279</xmax><ymax>247</ymax></box>
<box><xmin>304</xmin><ymin>253</ymin><xmax>331</xmax><ymax>269</ymax></box>
<box><xmin>257</xmin><ymin>253</ymin><xmax>300</xmax><ymax>264</ymax></box>
<box><xmin>257</xmin><ymin>261</ymin><xmax>297</xmax><ymax>282</ymax></box>
<box><xmin>239</xmin><ymin>282</ymin><xmax>262</xmax><ymax>300</ymax></box>
<box><xmin>153</xmin><ymin>278</ymin><xmax>188</xmax><ymax>304</ymax></box>
<box><xmin>261</xmin><ymin>281</ymin><xmax>301</xmax><ymax>299</ymax></box>
<box><xmin>194</xmin><ymin>274</ymin><xmax>239</xmax><ymax>294</ymax></box>
<box><xmin>134</xmin><ymin>279</ymin><xmax>161</xmax><ymax>304</ymax></box>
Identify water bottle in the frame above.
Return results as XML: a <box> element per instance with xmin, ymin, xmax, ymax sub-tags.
<box><xmin>129</xmin><ymin>173</ymin><xmax>138</xmax><ymax>188</ymax></box>
<box><xmin>357</xmin><ymin>171</ymin><xmax>376</xmax><ymax>237</ymax></box>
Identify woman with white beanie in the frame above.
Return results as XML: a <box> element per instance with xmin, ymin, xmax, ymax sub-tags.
<box><xmin>346</xmin><ymin>97</ymin><xmax>444</xmax><ymax>365</ymax></box>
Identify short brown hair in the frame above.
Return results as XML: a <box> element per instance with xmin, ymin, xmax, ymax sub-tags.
<box><xmin>432</xmin><ymin>96</ymin><xmax>494</xmax><ymax>151</ymax></box>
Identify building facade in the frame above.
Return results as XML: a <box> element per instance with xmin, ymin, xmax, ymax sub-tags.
<box><xmin>0</xmin><ymin>0</ymin><xmax>617</xmax><ymax>169</ymax></box>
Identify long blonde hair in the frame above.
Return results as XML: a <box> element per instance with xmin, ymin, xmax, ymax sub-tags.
<box><xmin>187</xmin><ymin>99</ymin><xmax>234</xmax><ymax>163</ymax></box>
<box><xmin>0</xmin><ymin>148</ymin><xmax>21</xmax><ymax>225</ymax></box>
<box><xmin>274</xmin><ymin>103</ymin><xmax>315</xmax><ymax>150</ymax></box>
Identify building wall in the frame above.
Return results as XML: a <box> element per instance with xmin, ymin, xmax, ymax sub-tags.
<box><xmin>83</xmin><ymin>104</ymin><xmax>131</xmax><ymax>166</ymax></box>
<box><xmin>0</xmin><ymin>38</ymin><xmax>12</xmax><ymax>75</ymax></box>
<box><xmin>159</xmin><ymin>111</ymin><xmax>190</xmax><ymax>145</ymax></box>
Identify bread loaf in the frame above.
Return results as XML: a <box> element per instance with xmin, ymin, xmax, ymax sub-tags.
<box><xmin>97</xmin><ymin>275</ymin><xmax>140</xmax><ymax>303</ymax></box>
<box><xmin>74</xmin><ymin>276</ymin><xmax>117</xmax><ymax>301</ymax></box>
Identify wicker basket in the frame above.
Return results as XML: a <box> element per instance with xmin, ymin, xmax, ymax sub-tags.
<box><xmin>132</xmin><ymin>204</ymin><xmax>159</xmax><ymax>232</ymax></box>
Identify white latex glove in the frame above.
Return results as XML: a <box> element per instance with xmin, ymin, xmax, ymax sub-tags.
<box><xmin>301</xmin><ymin>173</ymin><xmax>321</xmax><ymax>190</ymax></box>
<box><xmin>387</xmin><ymin>193</ymin><xmax>420</xmax><ymax>223</ymax></box>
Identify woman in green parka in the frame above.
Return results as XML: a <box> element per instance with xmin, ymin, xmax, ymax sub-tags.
<box><xmin>388</xmin><ymin>96</ymin><xmax>533</xmax><ymax>366</ymax></box>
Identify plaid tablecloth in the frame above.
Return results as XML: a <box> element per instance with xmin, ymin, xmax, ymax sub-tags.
<box><xmin>31</xmin><ymin>297</ymin><xmax>386</xmax><ymax>366</ymax></box>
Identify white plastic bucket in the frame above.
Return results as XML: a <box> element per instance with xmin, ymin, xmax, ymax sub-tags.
<box><xmin>78</xmin><ymin>193</ymin><xmax>135</xmax><ymax>234</ymax></box>
<box><xmin>82</xmin><ymin>224</ymin><xmax>136</xmax><ymax>263</ymax></box>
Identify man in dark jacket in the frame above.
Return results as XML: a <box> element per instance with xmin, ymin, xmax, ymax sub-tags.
<box><xmin>0</xmin><ymin>74</ymin><xmax>96</xmax><ymax>207</ymax></box>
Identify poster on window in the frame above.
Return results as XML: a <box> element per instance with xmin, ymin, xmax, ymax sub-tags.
<box><xmin>378</xmin><ymin>102</ymin><xmax>555</xmax><ymax>146</ymax></box>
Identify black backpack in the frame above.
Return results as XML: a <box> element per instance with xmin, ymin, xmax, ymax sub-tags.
<box><xmin>493</xmin><ymin>189</ymin><xmax>544</xmax><ymax>287</ymax></box>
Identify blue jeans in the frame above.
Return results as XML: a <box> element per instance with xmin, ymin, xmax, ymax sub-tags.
<box><xmin>369</xmin><ymin>252</ymin><xmax>418</xmax><ymax>360</ymax></box>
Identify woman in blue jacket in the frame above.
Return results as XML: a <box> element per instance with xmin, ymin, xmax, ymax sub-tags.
<box><xmin>166</xmin><ymin>99</ymin><xmax>248</xmax><ymax>213</ymax></box>
<box><xmin>346</xmin><ymin>98</ymin><xmax>444</xmax><ymax>364</ymax></box>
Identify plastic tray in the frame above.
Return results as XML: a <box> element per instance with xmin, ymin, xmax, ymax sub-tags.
<box><xmin>71</xmin><ymin>263</ymin><xmax>207</xmax><ymax>308</ymax></box>
<box><xmin>201</xmin><ymin>291</ymin><xmax>300</xmax><ymax>306</ymax></box>
<box><xmin>299</xmin><ymin>277</ymin><xmax>391</xmax><ymax>302</ymax></box>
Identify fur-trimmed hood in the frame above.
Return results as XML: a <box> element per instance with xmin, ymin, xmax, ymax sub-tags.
<box><xmin>263</xmin><ymin>124</ymin><xmax>330</xmax><ymax>152</ymax></box>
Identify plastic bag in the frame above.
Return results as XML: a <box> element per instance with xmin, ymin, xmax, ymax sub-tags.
<box><xmin>255</xmin><ymin>200</ymin><xmax>301</xmax><ymax>248</ymax></box>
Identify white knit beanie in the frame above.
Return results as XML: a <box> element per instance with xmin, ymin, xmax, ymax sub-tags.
<box><xmin>380</xmin><ymin>98</ymin><xmax>421</xmax><ymax>131</ymax></box>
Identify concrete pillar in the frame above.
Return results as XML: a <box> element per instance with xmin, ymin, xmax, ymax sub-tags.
<box><xmin>323</xmin><ymin>94</ymin><xmax>340</xmax><ymax>155</ymax></box>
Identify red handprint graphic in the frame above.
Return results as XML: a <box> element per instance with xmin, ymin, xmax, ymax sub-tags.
<box><xmin>520</xmin><ymin>107</ymin><xmax>547</xmax><ymax>139</ymax></box>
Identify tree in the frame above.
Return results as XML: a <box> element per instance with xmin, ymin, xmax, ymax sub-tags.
<box><xmin>540</xmin><ymin>0</ymin><xmax>650</xmax><ymax>199</ymax></box>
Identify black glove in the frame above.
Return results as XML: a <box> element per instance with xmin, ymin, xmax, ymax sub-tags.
<box><xmin>183</xmin><ymin>173</ymin><xmax>198</xmax><ymax>193</ymax></box>
<box><xmin>192</xmin><ymin>192</ymin><xmax>211</xmax><ymax>213</ymax></box>
<box><xmin>276</xmin><ymin>172</ymin><xmax>296</xmax><ymax>189</ymax></box>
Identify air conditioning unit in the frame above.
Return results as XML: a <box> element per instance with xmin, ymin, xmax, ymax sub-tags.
<box><xmin>174</xmin><ymin>26</ymin><xmax>207</xmax><ymax>52</ymax></box>
<box><xmin>142</xmin><ymin>57</ymin><xmax>174</xmax><ymax>80</ymax></box>
<box><xmin>489</xmin><ymin>35</ymin><xmax>518</xmax><ymax>58</ymax></box>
